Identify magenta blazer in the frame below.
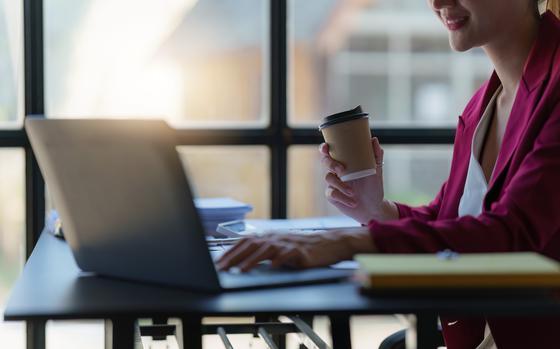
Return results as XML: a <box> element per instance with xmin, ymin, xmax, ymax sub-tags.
<box><xmin>368</xmin><ymin>11</ymin><xmax>560</xmax><ymax>349</ymax></box>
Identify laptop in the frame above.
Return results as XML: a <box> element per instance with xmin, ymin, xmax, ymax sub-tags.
<box><xmin>25</xmin><ymin>118</ymin><xmax>351</xmax><ymax>292</ymax></box>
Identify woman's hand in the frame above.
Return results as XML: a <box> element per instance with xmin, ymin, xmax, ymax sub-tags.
<box><xmin>320</xmin><ymin>137</ymin><xmax>398</xmax><ymax>224</ymax></box>
<box><xmin>216</xmin><ymin>227</ymin><xmax>376</xmax><ymax>272</ymax></box>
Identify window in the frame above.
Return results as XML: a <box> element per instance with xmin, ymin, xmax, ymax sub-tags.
<box><xmin>45</xmin><ymin>0</ymin><xmax>268</xmax><ymax>127</ymax></box>
<box><xmin>38</xmin><ymin>0</ymin><xmax>473</xmax><ymax>222</ymax></box>
<box><xmin>288</xmin><ymin>0</ymin><xmax>493</xmax><ymax>126</ymax></box>
<box><xmin>0</xmin><ymin>1</ymin><xmax>23</xmax><ymax>127</ymax></box>
<box><xmin>0</xmin><ymin>149</ymin><xmax>25</xmax><ymax>349</ymax></box>
<box><xmin>0</xmin><ymin>1</ymin><xmax>25</xmax><ymax>347</ymax></box>
<box><xmin>178</xmin><ymin>146</ymin><xmax>270</xmax><ymax>218</ymax></box>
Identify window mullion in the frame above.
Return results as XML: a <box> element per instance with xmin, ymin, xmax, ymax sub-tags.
<box><xmin>24</xmin><ymin>0</ymin><xmax>46</xmax><ymax>260</ymax></box>
<box><xmin>270</xmin><ymin>0</ymin><xmax>288</xmax><ymax>219</ymax></box>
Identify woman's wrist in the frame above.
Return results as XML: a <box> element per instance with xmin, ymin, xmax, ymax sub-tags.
<box><xmin>337</xmin><ymin>227</ymin><xmax>378</xmax><ymax>259</ymax></box>
<box><xmin>369</xmin><ymin>200</ymin><xmax>399</xmax><ymax>222</ymax></box>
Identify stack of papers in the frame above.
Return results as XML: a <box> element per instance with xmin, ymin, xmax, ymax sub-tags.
<box><xmin>194</xmin><ymin>197</ymin><xmax>253</xmax><ymax>235</ymax></box>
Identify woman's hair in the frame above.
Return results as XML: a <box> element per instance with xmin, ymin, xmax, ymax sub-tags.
<box><xmin>540</xmin><ymin>0</ymin><xmax>560</xmax><ymax>17</ymax></box>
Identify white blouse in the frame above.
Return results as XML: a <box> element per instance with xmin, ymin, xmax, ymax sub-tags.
<box><xmin>458</xmin><ymin>85</ymin><xmax>502</xmax><ymax>217</ymax></box>
<box><xmin>457</xmin><ymin>86</ymin><xmax>503</xmax><ymax>349</ymax></box>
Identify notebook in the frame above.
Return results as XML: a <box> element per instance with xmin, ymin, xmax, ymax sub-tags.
<box><xmin>355</xmin><ymin>252</ymin><xmax>560</xmax><ymax>290</ymax></box>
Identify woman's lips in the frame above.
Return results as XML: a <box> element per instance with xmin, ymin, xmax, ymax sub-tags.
<box><xmin>443</xmin><ymin>16</ymin><xmax>469</xmax><ymax>31</ymax></box>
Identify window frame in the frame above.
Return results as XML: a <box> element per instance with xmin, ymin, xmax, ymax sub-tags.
<box><xmin>0</xmin><ymin>1</ymin><xmax>455</xmax><ymax>347</ymax></box>
<box><xmin>1</xmin><ymin>0</ymin><xmax>459</xmax><ymax>253</ymax></box>
<box><xmin>0</xmin><ymin>0</ymin><xmax>455</xmax><ymax>255</ymax></box>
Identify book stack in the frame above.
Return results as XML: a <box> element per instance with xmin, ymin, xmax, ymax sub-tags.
<box><xmin>194</xmin><ymin>197</ymin><xmax>253</xmax><ymax>235</ymax></box>
<box><xmin>355</xmin><ymin>252</ymin><xmax>560</xmax><ymax>293</ymax></box>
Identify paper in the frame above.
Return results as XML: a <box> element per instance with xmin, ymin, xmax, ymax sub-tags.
<box><xmin>247</xmin><ymin>216</ymin><xmax>360</xmax><ymax>231</ymax></box>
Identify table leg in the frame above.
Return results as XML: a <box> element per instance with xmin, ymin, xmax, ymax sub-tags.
<box><xmin>181</xmin><ymin>317</ymin><xmax>202</xmax><ymax>349</ymax></box>
<box><xmin>273</xmin><ymin>332</ymin><xmax>286</xmax><ymax>349</ymax></box>
<box><xmin>271</xmin><ymin>316</ymin><xmax>286</xmax><ymax>349</ymax></box>
<box><xmin>416</xmin><ymin>313</ymin><xmax>440</xmax><ymax>349</ymax></box>
<box><xmin>329</xmin><ymin>315</ymin><xmax>351</xmax><ymax>349</ymax></box>
<box><xmin>26</xmin><ymin>319</ymin><xmax>46</xmax><ymax>349</ymax></box>
<box><xmin>298</xmin><ymin>316</ymin><xmax>314</xmax><ymax>349</ymax></box>
<box><xmin>255</xmin><ymin>315</ymin><xmax>286</xmax><ymax>349</ymax></box>
<box><xmin>108</xmin><ymin>318</ymin><xmax>135</xmax><ymax>349</ymax></box>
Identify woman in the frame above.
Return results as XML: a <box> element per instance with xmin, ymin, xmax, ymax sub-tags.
<box><xmin>218</xmin><ymin>1</ymin><xmax>560</xmax><ymax>347</ymax></box>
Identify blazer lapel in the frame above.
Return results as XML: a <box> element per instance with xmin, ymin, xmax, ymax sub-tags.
<box><xmin>487</xmin><ymin>84</ymin><xmax>537</xmax><ymax>190</ymax></box>
<box><xmin>458</xmin><ymin>72</ymin><xmax>501</xmax><ymax>177</ymax></box>
<box><xmin>463</xmin><ymin>72</ymin><xmax>501</xmax><ymax>139</ymax></box>
<box><xmin>442</xmin><ymin>74</ymin><xmax>500</xmax><ymax>218</ymax></box>
<box><xmin>487</xmin><ymin>11</ymin><xmax>560</xmax><ymax>191</ymax></box>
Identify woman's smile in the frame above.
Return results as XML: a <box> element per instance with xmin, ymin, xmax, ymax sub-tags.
<box><xmin>442</xmin><ymin>14</ymin><xmax>470</xmax><ymax>31</ymax></box>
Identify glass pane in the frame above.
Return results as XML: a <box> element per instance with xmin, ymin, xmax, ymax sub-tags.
<box><xmin>178</xmin><ymin>146</ymin><xmax>270</xmax><ymax>218</ymax></box>
<box><xmin>0</xmin><ymin>149</ymin><xmax>25</xmax><ymax>349</ymax></box>
<box><xmin>288</xmin><ymin>145</ymin><xmax>452</xmax><ymax>218</ymax></box>
<box><xmin>45</xmin><ymin>0</ymin><xmax>268</xmax><ymax>127</ymax></box>
<box><xmin>288</xmin><ymin>0</ymin><xmax>493</xmax><ymax>127</ymax></box>
<box><xmin>0</xmin><ymin>1</ymin><xmax>23</xmax><ymax>127</ymax></box>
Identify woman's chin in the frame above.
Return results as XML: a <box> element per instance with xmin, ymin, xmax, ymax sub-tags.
<box><xmin>448</xmin><ymin>38</ymin><xmax>473</xmax><ymax>52</ymax></box>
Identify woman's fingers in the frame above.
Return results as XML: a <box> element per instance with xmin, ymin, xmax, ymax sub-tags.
<box><xmin>325</xmin><ymin>187</ymin><xmax>357</xmax><ymax>207</ymax></box>
<box><xmin>319</xmin><ymin>143</ymin><xmax>329</xmax><ymax>155</ymax></box>
<box><xmin>325</xmin><ymin>172</ymin><xmax>353</xmax><ymax>196</ymax></box>
<box><xmin>319</xmin><ymin>143</ymin><xmax>345</xmax><ymax>175</ymax></box>
<box><xmin>270</xmin><ymin>247</ymin><xmax>303</xmax><ymax>269</ymax></box>
<box><xmin>219</xmin><ymin>238</ymin><xmax>306</xmax><ymax>272</ymax></box>
<box><xmin>218</xmin><ymin>231</ymin><xmax>346</xmax><ymax>272</ymax></box>
<box><xmin>237</xmin><ymin>243</ymin><xmax>278</xmax><ymax>272</ymax></box>
<box><xmin>321</xmin><ymin>155</ymin><xmax>344</xmax><ymax>175</ymax></box>
<box><xmin>217</xmin><ymin>237</ymin><xmax>251</xmax><ymax>262</ymax></box>
<box><xmin>372</xmin><ymin>137</ymin><xmax>384</xmax><ymax>166</ymax></box>
<box><xmin>217</xmin><ymin>238</ymin><xmax>264</xmax><ymax>270</ymax></box>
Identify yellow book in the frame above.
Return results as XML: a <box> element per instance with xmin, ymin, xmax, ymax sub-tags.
<box><xmin>355</xmin><ymin>252</ymin><xmax>560</xmax><ymax>289</ymax></box>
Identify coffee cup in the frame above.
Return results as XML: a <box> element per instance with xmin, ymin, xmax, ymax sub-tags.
<box><xmin>319</xmin><ymin>105</ymin><xmax>376</xmax><ymax>182</ymax></box>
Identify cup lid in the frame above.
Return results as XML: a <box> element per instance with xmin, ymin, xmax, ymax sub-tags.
<box><xmin>319</xmin><ymin>105</ymin><xmax>369</xmax><ymax>130</ymax></box>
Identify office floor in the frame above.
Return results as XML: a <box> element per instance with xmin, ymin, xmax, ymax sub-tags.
<box><xmin>0</xmin><ymin>314</ymin><xmax>407</xmax><ymax>349</ymax></box>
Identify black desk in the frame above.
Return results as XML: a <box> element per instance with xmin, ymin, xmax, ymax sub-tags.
<box><xmin>5</xmin><ymin>233</ymin><xmax>560</xmax><ymax>349</ymax></box>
